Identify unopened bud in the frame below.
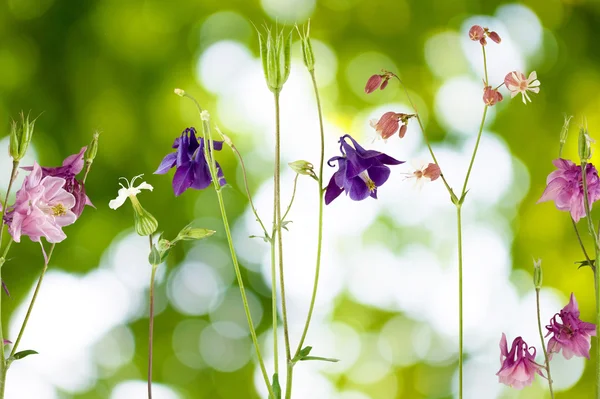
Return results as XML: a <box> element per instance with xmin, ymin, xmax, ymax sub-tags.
<box><xmin>174</xmin><ymin>88</ymin><xmax>185</xmax><ymax>97</ymax></box>
<box><xmin>9</xmin><ymin>111</ymin><xmax>36</xmax><ymax>162</ymax></box>
<box><xmin>85</xmin><ymin>131</ymin><xmax>100</xmax><ymax>164</ymax></box>
<box><xmin>258</xmin><ymin>26</ymin><xmax>292</xmax><ymax>93</ymax></box>
<box><xmin>176</xmin><ymin>226</ymin><xmax>216</xmax><ymax>241</ymax></box>
<box><xmin>533</xmin><ymin>258</ymin><xmax>543</xmax><ymax>289</ymax></box>
<box><xmin>297</xmin><ymin>21</ymin><xmax>315</xmax><ymax>72</ymax></box>
<box><xmin>289</xmin><ymin>160</ymin><xmax>316</xmax><ymax>178</ymax></box>
<box><xmin>578</xmin><ymin>125</ymin><xmax>593</xmax><ymax>162</ymax></box>
<box><xmin>488</xmin><ymin>31</ymin><xmax>501</xmax><ymax>44</ymax></box>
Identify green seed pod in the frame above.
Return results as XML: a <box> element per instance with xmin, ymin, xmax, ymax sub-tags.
<box><xmin>258</xmin><ymin>26</ymin><xmax>292</xmax><ymax>94</ymax></box>
<box><xmin>297</xmin><ymin>21</ymin><xmax>315</xmax><ymax>72</ymax></box>
<box><xmin>578</xmin><ymin>125</ymin><xmax>593</xmax><ymax>162</ymax></box>
<box><xmin>85</xmin><ymin>132</ymin><xmax>100</xmax><ymax>164</ymax></box>
<box><xmin>9</xmin><ymin>112</ymin><xmax>36</xmax><ymax>162</ymax></box>
<box><xmin>533</xmin><ymin>258</ymin><xmax>542</xmax><ymax>290</ymax></box>
<box><xmin>130</xmin><ymin>196</ymin><xmax>158</xmax><ymax>236</ymax></box>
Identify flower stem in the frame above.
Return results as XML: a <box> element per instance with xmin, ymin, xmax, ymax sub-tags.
<box><xmin>535</xmin><ymin>288</ymin><xmax>555</xmax><ymax>398</ymax></box>
<box><xmin>581</xmin><ymin>160</ymin><xmax>600</xmax><ymax>399</ymax></box>
<box><xmin>482</xmin><ymin>45</ymin><xmax>488</xmax><ymax>86</ymax></box>
<box><xmin>6</xmin><ymin>242</ymin><xmax>55</xmax><ymax>370</ymax></box>
<box><xmin>272</xmin><ymin>92</ymin><xmax>293</xmax><ymax>399</ymax></box>
<box><xmin>281</xmin><ymin>174</ymin><xmax>299</xmax><ymax>223</ymax></box>
<box><xmin>0</xmin><ymin>161</ymin><xmax>19</xmax><ymax>245</ymax></box>
<box><xmin>572</xmin><ymin>217</ymin><xmax>595</xmax><ymax>273</ymax></box>
<box><xmin>147</xmin><ymin>235</ymin><xmax>157</xmax><ymax>399</ymax></box>
<box><xmin>294</xmin><ymin>70</ymin><xmax>325</xmax><ymax>358</ymax></box>
<box><xmin>456</xmin><ymin>205</ymin><xmax>464</xmax><ymax>398</ymax></box>
<box><xmin>184</xmin><ymin>94</ymin><xmax>275</xmax><ymax>398</ymax></box>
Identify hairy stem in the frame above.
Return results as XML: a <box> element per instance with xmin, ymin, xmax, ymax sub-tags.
<box><xmin>294</xmin><ymin>70</ymin><xmax>325</xmax><ymax>357</ymax></box>
<box><xmin>536</xmin><ymin>288</ymin><xmax>555</xmax><ymax>399</ymax></box>
<box><xmin>456</xmin><ymin>206</ymin><xmax>464</xmax><ymax>398</ymax></box>
<box><xmin>147</xmin><ymin>235</ymin><xmax>157</xmax><ymax>399</ymax></box>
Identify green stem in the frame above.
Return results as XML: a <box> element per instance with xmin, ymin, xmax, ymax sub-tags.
<box><xmin>8</xmin><ymin>243</ymin><xmax>55</xmax><ymax>362</ymax></box>
<box><xmin>460</xmin><ymin>106</ymin><xmax>489</xmax><ymax>197</ymax></box>
<box><xmin>572</xmin><ymin>217</ymin><xmax>595</xmax><ymax>272</ymax></box>
<box><xmin>185</xmin><ymin>94</ymin><xmax>275</xmax><ymax>398</ymax></box>
<box><xmin>0</xmin><ymin>161</ymin><xmax>19</xmax><ymax>245</ymax></box>
<box><xmin>294</xmin><ymin>70</ymin><xmax>325</xmax><ymax>357</ymax></box>
<box><xmin>482</xmin><ymin>46</ymin><xmax>488</xmax><ymax>86</ymax></box>
<box><xmin>281</xmin><ymin>174</ymin><xmax>299</xmax><ymax>224</ymax></box>
<box><xmin>581</xmin><ymin>160</ymin><xmax>600</xmax><ymax>399</ymax></box>
<box><xmin>148</xmin><ymin>235</ymin><xmax>156</xmax><ymax>399</ymax></box>
<box><xmin>536</xmin><ymin>288</ymin><xmax>555</xmax><ymax>399</ymax></box>
<box><xmin>0</xmin><ymin>240</ymin><xmax>12</xmax><ymax>399</ymax></box>
<box><xmin>272</xmin><ymin>92</ymin><xmax>292</xmax><ymax>399</ymax></box>
<box><xmin>456</xmin><ymin>206</ymin><xmax>463</xmax><ymax>398</ymax></box>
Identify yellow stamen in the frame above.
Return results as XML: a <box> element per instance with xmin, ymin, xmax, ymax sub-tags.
<box><xmin>366</xmin><ymin>178</ymin><xmax>376</xmax><ymax>192</ymax></box>
<box><xmin>52</xmin><ymin>203</ymin><xmax>67</xmax><ymax>216</ymax></box>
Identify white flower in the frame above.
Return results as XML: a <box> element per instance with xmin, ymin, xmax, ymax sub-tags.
<box><xmin>504</xmin><ymin>70</ymin><xmax>540</xmax><ymax>104</ymax></box>
<box><xmin>109</xmin><ymin>174</ymin><xmax>154</xmax><ymax>210</ymax></box>
<box><xmin>200</xmin><ymin>110</ymin><xmax>210</xmax><ymax>121</ymax></box>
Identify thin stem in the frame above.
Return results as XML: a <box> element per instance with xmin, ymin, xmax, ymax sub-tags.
<box><xmin>186</xmin><ymin>96</ymin><xmax>275</xmax><ymax>398</ymax></box>
<box><xmin>281</xmin><ymin>174</ymin><xmax>299</xmax><ymax>224</ymax></box>
<box><xmin>482</xmin><ymin>45</ymin><xmax>488</xmax><ymax>86</ymax></box>
<box><xmin>8</xmin><ymin>243</ymin><xmax>55</xmax><ymax>361</ymax></box>
<box><xmin>147</xmin><ymin>235</ymin><xmax>156</xmax><ymax>399</ymax></box>
<box><xmin>456</xmin><ymin>206</ymin><xmax>463</xmax><ymax>398</ymax></box>
<box><xmin>0</xmin><ymin>161</ymin><xmax>19</xmax><ymax>246</ymax></box>
<box><xmin>460</xmin><ymin>106</ymin><xmax>489</xmax><ymax>197</ymax></box>
<box><xmin>272</xmin><ymin>92</ymin><xmax>292</xmax><ymax>399</ymax></box>
<box><xmin>581</xmin><ymin>161</ymin><xmax>600</xmax><ymax>399</ymax></box>
<box><xmin>294</xmin><ymin>70</ymin><xmax>325</xmax><ymax>357</ymax></box>
<box><xmin>536</xmin><ymin>288</ymin><xmax>555</xmax><ymax>398</ymax></box>
<box><xmin>572</xmin><ymin>217</ymin><xmax>595</xmax><ymax>272</ymax></box>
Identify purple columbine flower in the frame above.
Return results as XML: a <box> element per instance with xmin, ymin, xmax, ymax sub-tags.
<box><xmin>21</xmin><ymin>147</ymin><xmax>92</xmax><ymax>217</ymax></box>
<box><xmin>155</xmin><ymin>127</ymin><xmax>225</xmax><ymax>196</ymax></box>
<box><xmin>537</xmin><ymin>158</ymin><xmax>600</xmax><ymax>222</ymax></box>
<box><xmin>546</xmin><ymin>292</ymin><xmax>596</xmax><ymax>360</ymax></box>
<box><xmin>324</xmin><ymin>134</ymin><xmax>403</xmax><ymax>205</ymax></box>
<box><xmin>497</xmin><ymin>333</ymin><xmax>543</xmax><ymax>389</ymax></box>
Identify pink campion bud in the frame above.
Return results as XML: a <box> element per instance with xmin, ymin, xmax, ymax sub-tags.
<box><xmin>398</xmin><ymin>124</ymin><xmax>407</xmax><ymax>138</ymax></box>
<box><xmin>483</xmin><ymin>86</ymin><xmax>503</xmax><ymax>106</ymax></box>
<box><xmin>365</xmin><ymin>74</ymin><xmax>383</xmax><ymax>94</ymax></box>
<box><xmin>370</xmin><ymin>112</ymin><xmax>400</xmax><ymax>140</ymax></box>
<box><xmin>469</xmin><ymin>25</ymin><xmax>484</xmax><ymax>41</ymax></box>
<box><xmin>380</xmin><ymin>78</ymin><xmax>389</xmax><ymax>91</ymax></box>
<box><xmin>497</xmin><ymin>333</ymin><xmax>544</xmax><ymax>389</ymax></box>
<box><xmin>423</xmin><ymin>163</ymin><xmax>441</xmax><ymax>181</ymax></box>
<box><xmin>479</xmin><ymin>37</ymin><xmax>487</xmax><ymax>46</ymax></box>
<box><xmin>504</xmin><ymin>71</ymin><xmax>541</xmax><ymax>104</ymax></box>
<box><xmin>488</xmin><ymin>31</ymin><xmax>501</xmax><ymax>43</ymax></box>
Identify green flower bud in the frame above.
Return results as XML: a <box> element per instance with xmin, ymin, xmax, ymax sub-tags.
<box><xmin>130</xmin><ymin>196</ymin><xmax>158</xmax><ymax>236</ymax></box>
<box><xmin>148</xmin><ymin>245</ymin><xmax>161</xmax><ymax>265</ymax></box>
<box><xmin>258</xmin><ymin>26</ymin><xmax>292</xmax><ymax>94</ymax></box>
<box><xmin>9</xmin><ymin>112</ymin><xmax>36</xmax><ymax>162</ymax></box>
<box><xmin>533</xmin><ymin>258</ymin><xmax>542</xmax><ymax>290</ymax></box>
<box><xmin>175</xmin><ymin>226</ymin><xmax>216</xmax><ymax>242</ymax></box>
<box><xmin>578</xmin><ymin>125</ymin><xmax>593</xmax><ymax>162</ymax></box>
<box><xmin>85</xmin><ymin>131</ymin><xmax>100</xmax><ymax>164</ymax></box>
<box><xmin>296</xmin><ymin>21</ymin><xmax>315</xmax><ymax>72</ymax></box>
<box><xmin>289</xmin><ymin>160</ymin><xmax>316</xmax><ymax>179</ymax></box>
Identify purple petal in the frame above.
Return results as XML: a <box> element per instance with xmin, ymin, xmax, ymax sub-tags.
<box><xmin>348</xmin><ymin>177</ymin><xmax>370</xmax><ymax>201</ymax></box>
<box><xmin>172</xmin><ymin>163</ymin><xmax>195</xmax><ymax>196</ymax></box>
<box><xmin>155</xmin><ymin>152</ymin><xmax>177</xmax><ymax>174</ymax></box>
<box><xmin>324</xmin><ymin>175</ymin><xmax>343</xmax><ymax>205</ymax></box>
<box><xmin>368</xmin><ymin>164</ymin><xmax>391</xmax><ymax>187</ymax></box>
<box><xmin>191</xmin><ymin>157</ymin><xmax>212</xmax><ymax>190</ymax></box>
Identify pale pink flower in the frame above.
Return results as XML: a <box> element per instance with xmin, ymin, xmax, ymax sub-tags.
<box><xmin>469</xmin><ymin>25</ymin><xmax>484</xmax><ymax>41</ymax></box>
<box><xmin>369</xmin><ymin>112</ymin><xmax>413</xmax><ymax>141</ymax></box>
<box><xmin>537</xmin><ymin>158</ymin><xmax>600</xmax><ymax>222</ymax></box>
<box><xmin>546</xmin><ymin>293</ymin><xmax>596</xmax><ymax>360</ymax></box>
<box><xmin>504</xmin><ymin>71</ymin><xmax>540</xmax><ymax>103</ymax></box>
<box><xmin>497</xmin><ymin>334</ymin><xmax>543</xmax><ymax>389</ymax></box>
<box><xmin>365</xmin><ymin>74</ymin><xmax>383</xmax><ymax>94</ymax></box>
<box><xmin>483</xmin><ymin>85</ymin><xmax>503</xmax><ymax>106</ymax></box>
<box><xmin>403</xmin><ymin>161</ymin><xmax>441</xmax><ymax>189</ymax></box>
<box><xmin>7</xmin><ymin>162</ymin><xmax>76</xmax><ymax>243</ymax></box>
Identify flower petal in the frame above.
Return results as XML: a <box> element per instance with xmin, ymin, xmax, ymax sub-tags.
<box><xmin>155</xmin><ymin>152</ymin><xmax>177</xmax><ymax>174</ymax></box>
<box><xmin>108</xmin><ymin>188</ymin><xmax>129</xmax><ymax>209</ymax></box>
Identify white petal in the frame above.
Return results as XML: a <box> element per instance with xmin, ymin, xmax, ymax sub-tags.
<box><xmin>136</xmin><ymin>181</ymin><xmax>154</xmax><ymax>191</ymax></box>
<box><xmin>109</xmin><ymin>188</ymin><xmax>129</xmax><ymax>210</ymax></box>
<box><xmin>527</xmin><ymin>71</ymin><xmax>537</xmax><ymax>82</ymax></box>
<box><xmin>528</xmin><ymin>87</ymin><xmax>540</xmax><ymax>94</ymax></box>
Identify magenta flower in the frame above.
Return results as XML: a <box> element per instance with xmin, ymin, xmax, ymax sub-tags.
<box><xmin>497</xmin><ymin>333</ymin><xmax>543</xmax><ymax>389</ymax></box>
<box><xmin>21</xmin><ymin>147</ymin><xmax>92</xmax><ymax>217</ymax></box>
<box><xmin>537</xmin><ymin>158</ymin><xmax>600</xmax><ymax>222</ymax></box>
<box><xmin>8</xmin><ymin>162</ymin><xmax>77</xmax><ymax>243</ymax></box>
<box><xmin>546</xmin><ymin>293</ymin><xmax>596</xmax><ymax>360</ymax></box>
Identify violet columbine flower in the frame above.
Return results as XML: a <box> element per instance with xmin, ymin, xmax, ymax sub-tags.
<box><xmin>8</xmin><ymin>162</ymin><xmax>77</xmax><ymax>243</ymax></box>
<box><xmin>21</xmin><ymin>147</ymin><xmax>92</xmax><ymax>217</ymax></box>
<box><xmin>537</xmin><ymin>158</ymin><xmax>600</xmax><ymax>222</ymax></box>
<box><xmin>497</xmin><ymin>333</ymin><xmax>543</xmax><ymax>389</ymax></box>
<box><xmin>546</xmin><ymin>293</ymin><xmax>596</xmax><ymax>360</ymax></box>
<box><xmin>324</xmin><ymin>134</ymin><xmax>403</xmax><ymax>205</ymax></box>
<box><xmin>155</xmin><ymin>127</ymin><xmax>226</xmax><ymax>196</ymax></box>
<box><xmin>504</xmin><ymin>71</ymin><xmax>540</xmax><ymax>104</ymax></box>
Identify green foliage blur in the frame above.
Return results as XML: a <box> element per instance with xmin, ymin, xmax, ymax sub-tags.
<box><xmin>1</xmin><ymin>0</ymin><xmax>600</xmax><ymax>398</ymax></box>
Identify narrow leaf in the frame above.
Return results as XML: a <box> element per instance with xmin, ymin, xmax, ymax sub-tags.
<box><xmin>13</xmin><ymin>350</ymin><xmax>38</xmax><ymax>360</ymax></box>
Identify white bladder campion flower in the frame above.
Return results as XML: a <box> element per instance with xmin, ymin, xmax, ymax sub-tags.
<box><xmin>109</xmin><ymin>174</ymin><xmax>158</xmax><ymax>236</ymax></box>
<box><xmin>504</xmin><ymin>71</ymin><xmax>540</xmax><ymax>104</ymax></box>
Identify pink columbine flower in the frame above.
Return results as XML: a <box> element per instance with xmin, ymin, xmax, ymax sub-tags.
<box><xmin>370</xmin><ymin>112</ymin><xmax>413</xmax><ymax>141</ymax></box>
<box><xmin>483</xmin><ymin>85</ymin><xmax>504</xmax><ymax>106</ymax></box>
<box><xmin>7</xmin><ymin>162</ymin><xmax>77</xmax><ymax>243</ymax></box>
<box><xmin>546</xmin><ymin>293</ymin><xmax>596</xmax><ymax>360</ymax></box>
<box><xmin>497</xmin><ymin>333</ymin><xmax>543</xmax><ymax>389</ymax></box>
<box><xmin>504</xmin><ymin>71</ymin><xmax>540</xmax><ymax>104</ymax></box>
<box><xmin>537</xmin><ymin>158</ymin><xmax>600</xmax><ymax>222</ymax></box>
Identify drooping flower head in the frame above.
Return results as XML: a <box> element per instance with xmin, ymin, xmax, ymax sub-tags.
<box><xmin>155</xmin><ymin>127</ymin><xmax>226</xmax><ymax>196</ymax></box>
<box><xmin>546</xmin><ymin>293</ymin><xmax>596</xmax><ymax>360</ymax></box>
<box><xmin>370</xmin><ymin>112</ymin><xmax>415</xmax><ymax>141</ymax></box>
<box><xmin>21</xmin><ymin>147</ymin><xmax>92</xmax><ymax>217</ymax></box>
<box><xmin>537</xmin><ymin>158</ymin><xmax>600</xmax><ymax>222</ymax></box>
<box><xmin>364</xmin><ymin>70</ymin><xmax>395</xmax><ymax>94</ymax></box>
<box><xmin>483</xmin><ymin>85</ymin><xmax>504</xmax><ymax>106</ymax></box>
<box><xmin>497</xmin><ymin>334</ymin><xmax>543</xmax><ymax>389</ymax></box>
<box><xmin>7</xmin><ymin>162</ymin><xmax>77</xmax><ymax>243</ymax></box>
<box><xmin>469</xmin><ymin>25</ymin><xmax>501</xmax><ymax>45</ymax></box>
<box><xmin>324</xmin><ymin>135</ymin><xmax>403</xmax><ymax>205</ymax></box>
<box><xmin>109</xmin><ymin>175</ymin><xmax>158</xmax><ymax>236</ymax></box>
<box><xmin>403</xmin><ymin>160</ymin><xmax>441</xmax><ymax>189</ymax></box>
<box><xmin>504</xmin><ymin>71</ymin><xmax>540</xmax><ymax>104</ymax></box>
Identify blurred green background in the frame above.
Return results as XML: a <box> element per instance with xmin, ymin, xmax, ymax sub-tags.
<box><xmin>1</xmin><ymin>0</ymin><xmax>600</xmax><ymax>398</ymax></box>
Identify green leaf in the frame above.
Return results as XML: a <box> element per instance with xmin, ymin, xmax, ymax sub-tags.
<box><xmin>271</xmin><ymin>373</ymin><xmax>281</xmax><ymax>399</ymax></box>
<box><xmin>576</xmin><ymin>259</ymin><xmax>595</xmax><ymax>269</ymax></box>
<box><xmin>298</xmin><ymin>346</ymin><xmax>312</xmax><ymax>358</ymax></box>
<box><xmin>300</xmin><ymin>355</ymin><xmax>340</xmax><ymax>363</ymax></box>
<box><xmin>281</xmin><ymin>220</ymin><xmax>293</xmax><ymax>231</ymax></box>
<box><xmin>13</xmin><ymin>350</ymin><xmax>38</xmax><ymax>360</ymax></box>
<box><xmin>249</xmin><ymin>235</ymin><xmax>270</xmax><ymax>243</ymax></box>
<box><xmin>175</xmin><ymin>226</ymin><xmax>216</xmax><ymax>242</ymax></box>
